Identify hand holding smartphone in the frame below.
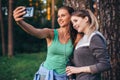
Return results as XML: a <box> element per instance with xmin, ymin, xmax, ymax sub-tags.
<box><xmin>23</xmin><ymin>7</ymin><xmax>34</xmax><ymax>17</ymax></box>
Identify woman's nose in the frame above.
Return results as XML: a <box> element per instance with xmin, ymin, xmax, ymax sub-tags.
<box><xmin>58</xmin><ymin>17</ymin><xmax>63</xmax><ymax>21</ymax></box>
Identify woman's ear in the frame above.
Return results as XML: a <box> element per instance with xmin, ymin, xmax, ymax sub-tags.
<box><xmin>84</xmin><ymin>16</ymin><xmax>89</xmax><ymax>23</ymax></box>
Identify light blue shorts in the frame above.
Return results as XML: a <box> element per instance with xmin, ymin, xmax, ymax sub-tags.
<box><xmin>33</xmin><ymin>63</ymin><xmax>67</xmax><ymax>80</ymax></box>
<box><xmin>54</xmin><ymin>71</ymin><xmax>67</xmax><ymax>80</ymax></box>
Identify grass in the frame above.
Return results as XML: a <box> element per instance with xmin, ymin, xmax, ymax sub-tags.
<box><xmin>0</xmin><ymin>52</ymin><xmax>46</xmax><ymax>80</ymax></box>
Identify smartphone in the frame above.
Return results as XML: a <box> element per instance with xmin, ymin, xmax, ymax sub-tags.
<box><xmin>23</xmin><ymin>7</ymin><xmax>34</xmax><ymax>17</ymax></box>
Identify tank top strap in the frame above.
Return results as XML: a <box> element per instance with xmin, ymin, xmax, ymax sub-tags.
<box><xmin>53</xmin><ymin>29</ymin><xmax>58</xmax><ymax>41</ymax></box>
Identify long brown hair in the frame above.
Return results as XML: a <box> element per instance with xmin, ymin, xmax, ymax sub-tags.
<box><xmin>59</xmin><ymin>6</ymin><xmax>78</xmax><ymax>45</ymax></box>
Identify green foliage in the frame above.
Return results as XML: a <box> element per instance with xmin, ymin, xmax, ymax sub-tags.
<box><xmin>56</xmin><ymin>0</ymin><xmax>64</xmax><ymax>8</ymax></box>
<box><xmin>0</xmin><ymin>52</ymin><xmax>46</xmax><ymax>80</ymax></box>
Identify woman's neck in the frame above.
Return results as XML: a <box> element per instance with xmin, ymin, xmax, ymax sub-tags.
<box><xmin>60</xmin><ymin>26</ymin><xmax>70</xmax><ymax>34</ymax></box>
<box><xmin>58</xmin><ymin>26</ymin><xmax>70</xmax><ymax>44</ymax></box>
<box><xmin>84</xmin><ymin>25</ymin><xmax>90</xmax><ymax>35</ymax></box>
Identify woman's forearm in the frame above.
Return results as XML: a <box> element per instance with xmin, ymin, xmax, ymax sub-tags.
<box><xmin>66</xmin><ymin>66</ymin><xmax>92</xmax><ymax>76</ymax></box>
<box><xmin>17</xmin><ymin>20</ymin><xmax>37</xmax><ymax>35</ymax></box>
<box><xmin>78</xmin><ymin>66</ymin><xmax>91</xmax><ymax>73</ymax></box>
<box><xmin>16</xmin><ymin>20</ymin><xmax>46</xmax><ymax>39</ymax></box>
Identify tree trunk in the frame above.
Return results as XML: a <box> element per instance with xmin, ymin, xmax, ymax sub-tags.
<box><xmin>99</xmin><ymin>0</ymin><xmax>120</xmax><ymax>80</ymax></box>
<box><xmin>51</xmin><ymin>0</ymin><xmax>55</xmax><ymax>28</ymax></box>
<box><xmin>63</xmin><ymin>0</ymin><xmax>90</xmax><ymax>10</ymax></box>
<box><xmin>0</xmin><ymin>0</ymin><xmax>6</xmax><ymax>56</ymax></box>
<box><xmin>8</xmin><ymin>0</ymin><xmax>13</xmax><ymax>57</ymax></box>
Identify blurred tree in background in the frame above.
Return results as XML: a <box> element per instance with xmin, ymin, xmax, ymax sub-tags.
<box><xmin>0</xmin><ymin>0</ymin><xmax>5</xmax><ymax>56</ymax></box>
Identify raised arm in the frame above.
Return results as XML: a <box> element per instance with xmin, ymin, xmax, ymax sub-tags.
<box><xmin>13</xmin><ymin>6</ymin><xmax>53</xmax><ymax>39</ymax></box>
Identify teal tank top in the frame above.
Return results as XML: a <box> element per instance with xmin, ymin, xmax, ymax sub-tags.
<box><xmin>44</xmin><ymin>29</ymin><xmax>73</xmax><ymax>74</ymax></box>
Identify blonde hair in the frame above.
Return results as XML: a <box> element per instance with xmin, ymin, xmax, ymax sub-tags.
<box><xmin>87</xmin><ymin>9</ymin><xmax>99</xmax><ymax>34</ymax></box>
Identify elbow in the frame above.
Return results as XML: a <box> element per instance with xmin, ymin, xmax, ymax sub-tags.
<box><xmin>90</xmin><ymin>62</ymin><xmax>111</xmax><ymax>74</ymax></box>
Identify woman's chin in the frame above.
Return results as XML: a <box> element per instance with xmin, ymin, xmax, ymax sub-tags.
<box><xmin>78</xmin><ymin>30</ymin><xmax>81</xmax><ymax>33</ymax></box>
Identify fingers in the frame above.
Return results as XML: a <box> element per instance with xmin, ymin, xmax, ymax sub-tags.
<box><xmin>13</xmin><ymin>7</ymin><xmax>25</xmax><ymax>16</ymax></box>
<box><xmin>13</xmin><ymin>6</ymin><xmax>25</xmax><ymax>13</ymax></box>
<box><xmin>13</xmin><ymin>6</ymin><xmax>26</xmax><ymax>22</ymax></box>
<box><xmin>66</xmin><ymin>66</ymin><xmax>72</xmax><ymax>76</ymax></box>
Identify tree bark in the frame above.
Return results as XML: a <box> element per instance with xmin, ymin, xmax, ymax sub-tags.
<box><xmin>99</xmin><ymin>0</ymin><xmax>120</xmax><ymax>80</ymax></box>
<box><xmin>63</xmin><ymin>0</ymin><xmax>89</xmax><ymax>10</ymax></box>
<box><xmin>8</xmin><ymin>0</ymin><xmax>13</xmax><ymax>57</ymax></box>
